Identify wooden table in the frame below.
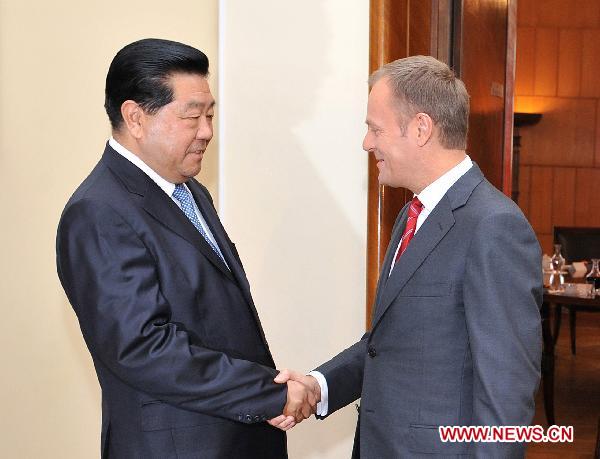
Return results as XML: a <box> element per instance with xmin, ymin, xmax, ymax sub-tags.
<box><xmin>541</xmin><ymin>289</ymin><xmax>600</xmax><ymax>425</ymax></box>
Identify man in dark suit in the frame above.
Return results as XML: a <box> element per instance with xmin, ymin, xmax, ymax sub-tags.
<box><xmin>56</xmin><ymin>38</ymin><xmax>311</xmax><ymax>458</ymax></box>
<box><xmin>273</xmin><ymin>56</ymin><xmax>542</xmax><ymax>458</ymax></box>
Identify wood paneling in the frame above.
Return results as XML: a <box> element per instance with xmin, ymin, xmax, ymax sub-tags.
<box><xmin>514</xmin><ymin>0</ymin><xmax>600</xmax><ymax>276</ymax></box>
<box><xmin>529</xmin><ymin>166</ymin><xmax>553</xmax><ymax>234</ymax></box>
<box><xmin>582</xmin><ymin>30</ymin><xmax>600</xmax><ymax>98</ymax></box>
<box><xmin>575</xmin><ymin>168</ymin><xmax>600</xmax><ymax>226</ymax></box>
<box><xmin>517</xmin><ymin>0</ymin><xmax>537</xmax><ymax>27</ymax></box>
<box><xmin>518</xmin><ymin>97</ymin><xmax>595</xmax><ymax>168</ymax></box>
<box><xmin>534</xmin><ymin>28</ymin><xmax>558</xmax><ymax>96</ymax></box>
<box><xmin>515</xmin><ymin>27</ymin><xmax>535</xmax><ymax>95</ymax></box>
<box><xmin>537</xmin><ymin>234</ymin><xmax>554</xmax><ymax>255</ymax></box>
<box><xmin>574</xmin><ymin>0</ymin><xmax>600</xmax><ymax>28</ymax></box>
<box><xmin>408</xmin><ymin>0</ymin><xmax>432</xmax><ymax>56</ymax></box>
<box><xmin>552</xmin><ymin>167</ymin><xmax>576</xmax><ymax>227</ymax></box>
<box><xmin>459</xmin><ymin>0</ymin><xmax>509</xmax><ymax>191</ymax></box>
<box><xmin>518</xmin><ymin>165</ymin><xmax>531</xmax><ymax>216</ymax></box>
<box><xmin>537</xmin><ymin>0</ymin><xmax>572</xmax><ymax>28</ymax></box>
<box><xmin>557</xmin><ymin>29</ymin><xmax>582</xmax><ymax>97</ymax></box>
<box><xmin>503</xmin><ymin>0</ymin><xmax>517</xmax><ymax>196</ymax></box>
<box><xmin>597</xmin><ymin>100</ymin><xmax>600</xmax><ymax>167</ymax></box>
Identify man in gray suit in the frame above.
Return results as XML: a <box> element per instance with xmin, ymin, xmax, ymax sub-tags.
<box><xmin>270</xmin><ymin>56</ymin><xmax>542</xmax><ymax>457</ymax></box>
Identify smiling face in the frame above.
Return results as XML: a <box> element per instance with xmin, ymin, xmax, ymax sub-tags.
<box><xmin>135</xmin><ymin>73</ymin><xmax>215</xmax><ymax>183</ymax></box>
<box><xmin>362</xmin><ymin>77</ymin><xmax>421</xmax><ymax>190</ymax></box>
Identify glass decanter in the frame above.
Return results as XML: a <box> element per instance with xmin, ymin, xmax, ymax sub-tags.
<box><xmin>586</xmin><ymin>258</ymin><xmax>600</xmax><ymax>290</ymax></box>
<box><xmin>549</xmin><ymin>244</ymin><xmax>565</xmax><ymax>292</ymax></box>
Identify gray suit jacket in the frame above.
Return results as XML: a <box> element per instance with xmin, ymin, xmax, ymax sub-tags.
<box><xmin>317</xmin><ymin>164</ymin><xmax>542</xmax><ymax>458</ymax></box>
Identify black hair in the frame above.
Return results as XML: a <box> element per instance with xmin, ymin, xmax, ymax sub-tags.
<box><xmin>104</xmin><ymin>38</ymin><xmax>209</xmax><ymax>130</ymax></box>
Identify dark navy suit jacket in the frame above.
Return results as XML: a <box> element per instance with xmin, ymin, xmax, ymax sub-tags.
<box><xmin>57</xmin><ymin>144</ymin><xmax>287</xmax><ymax>458</ymax></box>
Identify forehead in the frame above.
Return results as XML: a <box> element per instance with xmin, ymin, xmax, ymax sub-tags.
<box><xmin>368</xmin><ymin>79</ymin><xmax>394</xmax><ymax>111</ymax></box>
<box><xmin>168</xmin><ymin>73</ymin><xmax>214</xmax><ymax>107</ymax></box>
<box><xmin>367</xmin><ymin>79</ymin><xmax>402</xmax><ymax>122</ymax></box>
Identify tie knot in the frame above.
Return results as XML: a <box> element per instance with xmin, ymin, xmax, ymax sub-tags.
<box><xmin>409</xmin><ymin>197</ymin><xmax>423</xmax><ymax>217</ymax></box>
<box><xmin>172</xmin><ymin>183</ymin><xmax>190</xmax><ymax>202</ymax></box>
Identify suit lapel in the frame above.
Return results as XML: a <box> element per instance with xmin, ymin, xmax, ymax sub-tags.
<box><xmin>371</xmin><ymin>202</ymin><xmax>410</xmax><ymax>314</ymax></box>
<box><xmin>142</xmin><ymin>184</ymin><xmax>235</xmax><ymax>282</ymax></box>
<box><xmin>370</xmin><ymin>163</ymin><xmax>485</xmax><ymax>330</ymax></box>
<box><xmin>187</xmin><ymin>180</ymin><xmax>273</xmax><ymax>355</ymax></box>
<box><xmin>371</xmin><ymin>197</ymin><xmax>455</xmax><ymax>328</ymax></box>
<box><xmin>102</xmin><ymin>145</ymin><xmax>235</xmax><ymax>281</ymax></box>
<box><xmin>187</xmin><ymin>180</ymin><xmax>251</xmax><ymax>294</ymax></box>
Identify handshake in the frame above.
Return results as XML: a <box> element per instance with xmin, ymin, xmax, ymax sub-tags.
<box><xmin>267</xmin><ymin>369</ymin><xmax>321</xmax><ymax>431</ymax></box>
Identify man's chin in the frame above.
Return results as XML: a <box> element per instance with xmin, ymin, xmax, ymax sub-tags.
<box><xmin>184</xmin><ymin>164</ymin><xmax>202</xmax><ymax>178</ymax></box>
<box><xmin>378</xmin><ymin>175</ymin><xmax>394</xmax><ymax>188</ymax></box>
<box><xmin>378</xmin><ymin>178</ymin><xmax>404</xmax><ymax>189</ymax></box>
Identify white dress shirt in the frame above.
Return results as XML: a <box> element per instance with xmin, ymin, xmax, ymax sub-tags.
<box><xmin>311</xmin><ymin>155</ymin><xmax>473</xmax><ymax>416</ymax></box>
<box><xmin>108</xmin><ymin>137</ymin><xmax>225</xmax><ymax>261</ymax></box>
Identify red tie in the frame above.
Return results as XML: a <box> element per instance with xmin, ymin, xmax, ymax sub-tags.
<box><xmin>395</xmin><ymin>197</ymin><xmax>424</xmax><ymax>262</ymax></box>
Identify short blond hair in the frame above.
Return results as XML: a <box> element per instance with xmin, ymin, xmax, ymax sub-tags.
<box><xmin>369</xmin><ymin>55</ymin><xmax>469</xmax><ymax>149</ymax></box>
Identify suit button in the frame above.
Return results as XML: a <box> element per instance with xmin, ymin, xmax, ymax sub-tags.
<box><xmin>245</xmin><ymin>414</ymin><xmax>253</xmax><ymax>423</ymax></box>
<box><xmin>368</xmin><ymin>345</ymin><xmax>377</xmax><ymax>358</ymax></box>
<box><xmin>254</xmin><ymin>415</ymin><xmax>261</xmax><ymax>422</ymax></box>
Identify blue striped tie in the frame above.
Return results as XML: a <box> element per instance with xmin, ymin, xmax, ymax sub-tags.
<box><xmin>172</xmin><ymin>184</ymin><xmax>226</xmax><ymax>264</ymax></box>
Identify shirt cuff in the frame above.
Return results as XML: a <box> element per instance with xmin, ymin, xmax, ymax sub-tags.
<box><xmin>308</xmin><ymin>370</ymin><xmax>329</xmax><ymax>417</ymax></box>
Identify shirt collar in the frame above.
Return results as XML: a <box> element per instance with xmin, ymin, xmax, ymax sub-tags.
<box><xmin>109</xmin><ymin>136</ymin><xmax>176</xmax><ymax>197</ymax></box>
<box><xmin>416</xmin><ymin>155</ymin><xmax>473</xmax><ymax>212</ymax></box>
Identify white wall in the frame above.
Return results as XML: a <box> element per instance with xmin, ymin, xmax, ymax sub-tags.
<box><xmin>0</xmin><ymin>0</ymin><xmax>368</xmax><ymax>457</ymax></box>
<box><xmin>0</xmin><ymin>1</ymin><xmax>218</xmax><ymax>457</ymax></box>
<box><xmin>220</xmin><ymin>1</ymin><xmax>369</xmax><ymax>457</ymax></box>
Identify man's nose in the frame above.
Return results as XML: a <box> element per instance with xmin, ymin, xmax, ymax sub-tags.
<box><xmin>362</xmin><ymin>131</ymin><xmax>373</xmax><ymax>153</ymax></box>
<box><xmin>196</xmin><ymin>118</ymin><xmax>213</xmax><ymax>140</ymax></box>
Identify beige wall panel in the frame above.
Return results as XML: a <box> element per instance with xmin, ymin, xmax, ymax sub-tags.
<box><xmin>0</xmin><ymin>1</ymin><xmax>219</xmax><ymax>458</ymax></box>
<box><xmin>221</xmin><ymin>1</ymin><xmax>368</xmax><ymax>458</ymax></box>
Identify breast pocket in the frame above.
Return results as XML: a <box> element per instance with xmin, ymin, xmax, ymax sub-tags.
<box><xmin>398</xmin><ymin>282</ymin><xmax>451</xmax><ymax>297</ymax></box>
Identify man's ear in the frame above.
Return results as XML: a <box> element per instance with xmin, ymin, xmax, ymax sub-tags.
<box><xmin>120</xmin><ymin>100</ymin><xmax>144</xmax><ymax>139</ymax></box>
<box><xmin>415</xmin><ymin>112</ymin><xmax>434</xmax><ymax>147</ymax></box>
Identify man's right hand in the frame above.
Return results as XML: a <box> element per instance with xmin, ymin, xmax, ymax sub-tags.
<box><xmin>268</xmin><ymin>369</ymin><xmax>321</xmax><ymax>429</ymax></box>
